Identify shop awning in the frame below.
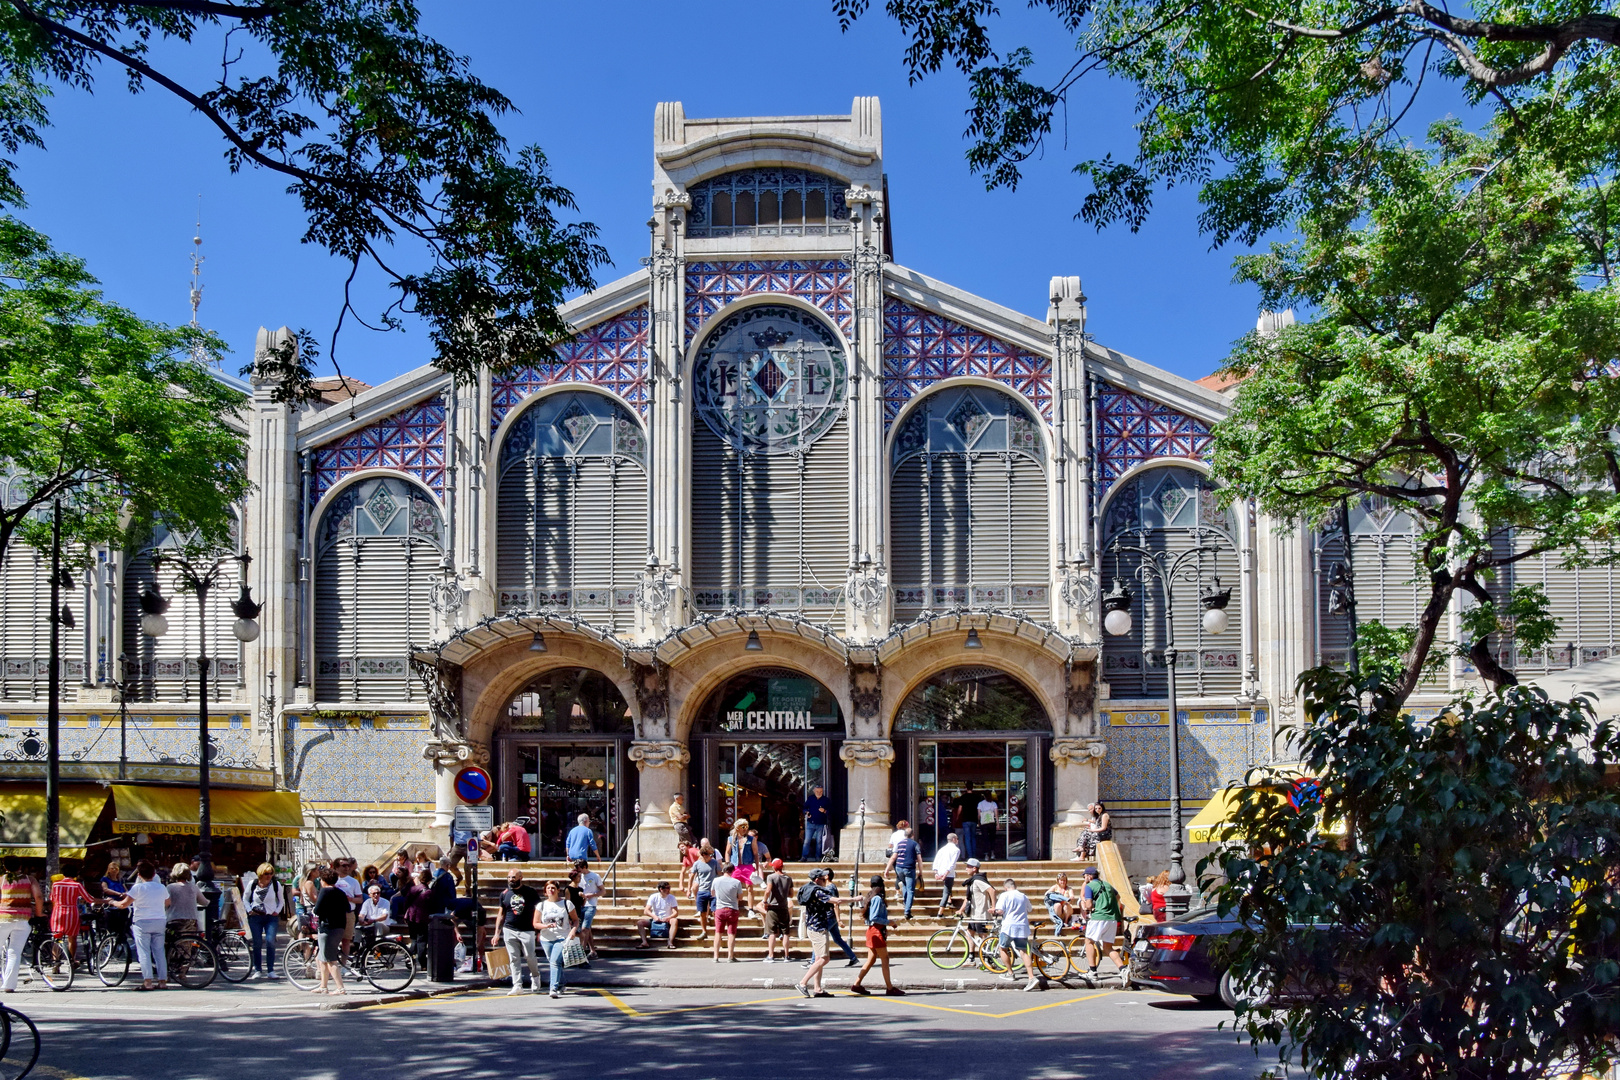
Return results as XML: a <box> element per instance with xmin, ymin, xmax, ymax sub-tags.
<box><xmin>111</xmin><ymin>786</ymin><xmax>303</xmax><ymax>839</ymax></box>
<box><xmin>1188</xmin><ymin>767</ymin><xmax>1344</xmax><ymax>843</ymax></box>
<box><xmin>0</xmin><ymin>784</ymin><xmax>108</xmax><ymax>858</ymax></box>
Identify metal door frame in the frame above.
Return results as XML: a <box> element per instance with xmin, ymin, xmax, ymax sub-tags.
<box><xmin>900</xmin><ymin>732</ymin><xmax>1048</xmax><ymax>860</ymax></box>
<box><xmin>495</xmin><ymin>734</ymin><xmax>632</xmax><ymax>858</ymax></box>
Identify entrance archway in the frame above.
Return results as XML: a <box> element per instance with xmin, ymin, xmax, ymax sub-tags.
<box><xmin>688</xmin><ymin>667</ymin><xmax>845</xmax><ymax>861</ymax></box>
<box><xmin>495</xmin><ymin>667</ymin><xmax>637</xmax><ymax>860</ymax></box>
<box><xmin>892</xmin><ymin>667</ymin><xmax>1051</xmax><ymax>860</ymax></box>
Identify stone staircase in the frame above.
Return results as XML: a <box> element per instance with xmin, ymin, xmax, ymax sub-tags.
<box><xmin>474</xmin><ymin>859</ymin><xmax>1111</xmax><ymax>958</ymax></box>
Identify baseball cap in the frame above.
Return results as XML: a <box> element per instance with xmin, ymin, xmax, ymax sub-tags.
<box><xmin>1082</xmin><ymin>866</ymin><xmax>1100</xmax><ymax>877</ymax></box>
<box><xmin>966</xmin><ymin>858</ymin><xmax>981</xmax><ymax>868</ymax></box>
<box><xmin>812</xmin><ymin>867</ymin><xmax>831</xmax><ymax>880</ymax></box>
<box><xmin>770</xmin><ymin>858</ymin><xmax>784</xmax><ymax>870</ymax></box>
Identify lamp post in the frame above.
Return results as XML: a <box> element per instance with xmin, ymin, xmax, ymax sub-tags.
<box><xmin>44</xmin><ymin>499</ymin><xmax>76</xmax><ymax>880</ymax></box>
<box><xmin>1102</xmin><ymin>532</ymin><xmax>1231</xmax><ymax>919</ymax></box>
<box><xmin>138</xmin><ymin>549</ymin><xmax>261</xmax><ymax>923</ymax></box>
<box><xmin>113</xmin><ymin>653</ymin><xmax>131</xmax><ymax>781</ymax></box>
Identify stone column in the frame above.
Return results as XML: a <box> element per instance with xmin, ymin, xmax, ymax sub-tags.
<box><xmin>638</xmin><ymin>190</ymin><xmax>688</xmax><ymax>642</ymax></box>
<box><xmin>844</xmin><ymin>185</ymin><xmax>890</xmax><ymax>642</ymax></box>
<box><xmin>1049</xmin><ymin>737</ymin><xmax>1107</xmax><ymax>859</ymax></box>
<box><xmin>248</xmin><ymin>328</ymin><xmax>302</xmax><ymax>768</ymax></box>
<box><xmin>423</xmin><ymin>739</ymin><xmax>490</xmax><ymax>833</ymax></box>
<box><xmin>1048</xmin><ymin>276</ymin><xmax>1097</xmax><ymax>638</ymax></box>
<box><xmin>837</xmin><ymin>739</ymin><xmax>894</xmax><ymax>862</ymax></box>
<box><xmin>627</xmin><ymin>739</ymin><xmax>688</xmax><ymax>863</ymax></box>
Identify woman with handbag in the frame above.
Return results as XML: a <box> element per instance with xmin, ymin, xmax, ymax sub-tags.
<box><xmin>534</xmin><ymin>879</ymin><xmax>580</xmax><ymax>999</ymax></box>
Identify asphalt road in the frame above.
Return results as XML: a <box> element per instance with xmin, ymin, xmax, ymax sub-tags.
<box><xmin>7</xmin><ymin>984</ymin><xmax>1282</xmax><ymax>1080</ymax></box>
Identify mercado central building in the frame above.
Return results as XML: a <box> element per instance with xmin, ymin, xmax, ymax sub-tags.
<box><xmin>4</xmin><ymin>100</ymin><xmax>1612</xmax><ymax>875</ymax></box>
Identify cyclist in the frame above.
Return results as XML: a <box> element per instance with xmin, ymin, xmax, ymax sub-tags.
<box><xmin>1079</xmin><ymin>866</ymin><xmax>1129</xmax><ymax>987</ymax></box>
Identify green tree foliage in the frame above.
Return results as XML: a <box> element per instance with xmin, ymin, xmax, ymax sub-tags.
<box><xmin>833</xmin><ymin>0</ymin><xmax>1620</xmax><ymax>243</ymax></box>
<box><xmin>1212</xmin><ymin>118</ymin><xmax>1620</xmax><ymax>703</ymax></box>
<box><xmin>0</xmin><ymin>0</ymin><xmax>610</xmax><ymax>400</ymax></box>
<box><xmin>1203</xmin><ymin>669</ymin><xmax>1620</xmax><ymax>1080</ymax></box>
<box><xmin>0</xmin><ymin>216</ymin><xmax>248</xmax><ymax>562</ymax></box>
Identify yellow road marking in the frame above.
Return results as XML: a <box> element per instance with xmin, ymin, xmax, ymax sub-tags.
<box><xmin>6</xmin><ymin>1063</ymin><xmax>85</xmax><ymax>1080</ymax></box>
<box><xmin>869</xmin><ymin>990</ymin><xmax>1115</xmax><ymax>1019</ymax></box>
<box><xmin>592</xmin><ymin>990</ymin><xmax>640</xmax><ymax>1017</ymax></box>
<box><xmin>585</xmin><ymin>990</ymin><xmax>805</xmax><ymax>1018</ymax></box>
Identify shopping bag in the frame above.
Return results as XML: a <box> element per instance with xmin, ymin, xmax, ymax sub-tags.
<box><xmin>561</xmin><ymin>937</ymin><xmax>589</xmax><ymax>968</ymax></box>
<box><xmin>484</xmin><ymin>946</ymin><xmax>511</xmax><ymax>982</ymax></box>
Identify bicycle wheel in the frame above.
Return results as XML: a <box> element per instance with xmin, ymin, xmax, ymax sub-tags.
<box><xmin>213</xmin><ymin>932</ymin><xmax>251</xmax><ymax>983</ymax></box>
<box><xmin>93</xmin><ymin>935</ymin><xmax>130</xmax><ymax>987</ymax></box>
<box><xmin>282</xmin><ymin>939</ymin><xmax>319</xmax><ymax>991</ymax></box>
<box><xmin>980</xmin><ymin>940</ymin><xmax>1010</xmax><ymax>974</ymax></box>
<box><xmin>361</xmin><ymin>940</ymin><xmax>414</xmax><ymax>994</ymax></box>
<box><xmin>168</xmin><ymin>938</ymin><xmax>218</xmax><ymax>989</ymax></box>
<box><xmin>0</xmin><ymin>1004</ymin><xmax>39</xmax><ymax>1080</ymax></box>
<box><xmin>1034</xmin><ymin>940</ymin><xmax>1073</xmax><ymax>980</ymax></box>
<box><xmin>926</xmin><ymin>928</ymin><xmax>970</xmax><ymax>969</ymax></box>
<box><xmin>33</xmin><ymin>939</ymin><xmax>72</xmax><ymax>992</ymax></box>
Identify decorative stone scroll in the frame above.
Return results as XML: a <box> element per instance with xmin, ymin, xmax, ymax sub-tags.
<box><xmin>628</xmin><ymin>740</ymin><xmax>690</xmax><ymax>771</ymax></box>
<box><xmin>839</xmin><ymin>739</ymin><xmax>896</xmax><ymax>768</ymax></box>
<box><xmin>421</xmin><ymin>740</ymin><xmax>489</xmax><ymax>768</ymax></box>
<box><xmin>1049</xmin><ymin>738</ymin><xmax>1108</xmax><ymax>766</ymax></box>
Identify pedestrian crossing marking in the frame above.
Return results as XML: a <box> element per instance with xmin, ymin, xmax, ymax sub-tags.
<box><xmin>869</xmin><ymin>990</ymin><xmax>1115</xmax><ymax>1019</ymax></box>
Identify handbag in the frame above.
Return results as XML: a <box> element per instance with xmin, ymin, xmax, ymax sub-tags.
<box><xmin>560</xmin><ymin>937</ymin><xmax>589</xmax><ymax>968</ymax></box>
<box><xmin>484</xmin><ymin>945</ymin><xmax>511</xmax><ymax>982</ymax></box>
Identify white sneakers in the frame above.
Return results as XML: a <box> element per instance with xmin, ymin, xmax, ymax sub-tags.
<box><xmin>1024</xmin><ymin>978</ymin><xmax>1044</xmax><ymax>992</ymax></box>
<box><xmin>506</xmin><ymin>987</ymin><xmax>524</xmax><ymax>997</ymax></box>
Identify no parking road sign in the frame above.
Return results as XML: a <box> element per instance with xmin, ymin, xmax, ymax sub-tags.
<box><xmin>454</xmin><ymin>765</ymin><xmax>492</xmax><ymax>804</ymax></box>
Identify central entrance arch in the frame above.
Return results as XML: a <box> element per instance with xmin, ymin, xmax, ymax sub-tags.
<box><xmin>688</xmin><ymin>667</ymin><xmax>845</xmax><ymax>861</ymax></box>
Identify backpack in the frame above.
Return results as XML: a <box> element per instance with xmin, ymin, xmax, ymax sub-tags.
<box><xmin>1088</xmin><ymin>879</ymin><xmax>1120</xmax><ymax>919</ymax></box>
<box><xmin>796</xmin><ymin>882</ymin><xmax>832</xmax><ymax>921</ymax></box>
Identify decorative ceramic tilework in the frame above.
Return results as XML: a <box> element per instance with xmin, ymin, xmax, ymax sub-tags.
<box><xmin>882</xmin><ymin>298</ymin><xmax>1052</xmax><ymax>426</ymax></box>
<box><xmin>283</xmin><ymin>715</ymin><xmax>434</xmax><ymax>805</ymax></box>
<box><xmin>312</xmin><ymin>399</ymin><xmax>447</xmax><ymax>505</ymax></box>
<box><xmin>1098</xmin><ymin>713</ymin><xmax>1267</xmax><ymax>803</ymax></box>
<box><xmin>685</xmin><ymin>261</ymin><xmax>853</xmax><ymax>339</ymax></box>
<box><xmin>0</xmin><ymin>712</ymin><xmax>257</xmax><ymax>766</ymax></box>
<box><xmin>1096</xmin><ymin>383</ymin><xmax>1213</xmax><ymax>500</ymax></box>
<box><xmin>489</xmin><ymin>305</ymin><xmax>652</xmax><ymax>432</ymax></box>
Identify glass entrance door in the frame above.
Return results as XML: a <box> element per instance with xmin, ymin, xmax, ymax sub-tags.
<box><xmin>913</xmin><ymin>740</ymin><xmax>1031</xmax><ymax>860</ymax></box>
<box><xmin>515</xmin><ymin>744</ymin><xmax>621</xmax><ymax>860</ymax></box>
<box><xmin>713</xmin><ymin>741</ymin><xmax>826</xmax><ymax>861</ymax></box>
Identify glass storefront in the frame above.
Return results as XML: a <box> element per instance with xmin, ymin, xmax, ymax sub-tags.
<box><xmin>894</xmin><ymin>668</ymin><xmax>1049</xmax><ymax>860</ymax></box>
<box><xmin>690</xmin><ymin>668</ymin><xmax>844</xmax><ymax>859</ymax></box>
<box><xmin>496</xmin><ymin>668</ymin><xmax>637</xmax><ymax>860</ymax></box>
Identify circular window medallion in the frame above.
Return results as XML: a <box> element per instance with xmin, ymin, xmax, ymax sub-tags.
<box><xmin>692</xmin><ymin>304</ymin><xmax>848</xmax><ymax>454</ymax></box>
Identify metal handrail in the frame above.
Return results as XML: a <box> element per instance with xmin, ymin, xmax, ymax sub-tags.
<box><xmin>600</xmin><ymin>801</ymin><xmax>645</xmax><ymax>906</ymax></box>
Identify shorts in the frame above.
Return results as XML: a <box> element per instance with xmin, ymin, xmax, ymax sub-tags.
<box><xmin>343</xmin><ymin>911</ymin><xmax>356</xmax><ymax>941</ymax></box>
<box><xmin>864</xmin><ymin>925</ymin><xmax>888</xmax><ymax>950</ymax></box>
<box><xmin>581</xmin><ymin>904</ymin><xmax>597</xmax><ymax>929</ymax></box>
<box><xmin>1085</xmin><ymin>919</ymin><xmax>1117</xmax><ymax>945</ymax></box>
<box><xmin>715</xmin><ymin>907</ymin><xmax>740</xmax><ymax>935</ymax></box>
<box><xmin>733</xmin><ymin>865</ymin><xmax>756</xmax><ymax>886</ymax></box>
<box><xmin>695</xmin><ymin>893</ymin><xmax>714</xmax><ymax>915</ymax></box>
<box><xmin>317</xmin><ymin>929</ymin><xmax>342</xmax><ymax>962</ymax></box>
<box><xmin>805</xmin><ymin>928</ymin><xmax>829</xmax><ymax>959</ymax></box>
<box><xmin>998</xmin><ymin>933</ymin><xmax>1031</xmax><ymax>955</ymax></box>
<box><xmin>763</xmin><ymin>909</ymin><xmax>789</xmax><ymax>935</ymax></box>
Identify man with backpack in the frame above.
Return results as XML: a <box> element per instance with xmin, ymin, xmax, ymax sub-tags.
<box><xmin>1080</xmin><ymin>866</ymin><xmax>1129</xmax><ymax>987</ymax></box>
<box><xmin>795</xmin><ymin>868</ymin><xmax>859</xmax><ymax>998</ymax></box>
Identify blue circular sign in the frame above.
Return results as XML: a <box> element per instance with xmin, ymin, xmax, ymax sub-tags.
<box><xmin>454</xmin><ymin>766</ymin><xmax>492</xmax><ymax>804</ymax></box>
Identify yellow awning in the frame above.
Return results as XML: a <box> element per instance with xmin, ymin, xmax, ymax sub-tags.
<box><xmin>111</xmin><ymin>786</ymin><xmax>303</xmax><ymax>839</ymax></box>
<box><xmin>0</xmin><ymin>784</ymin><xmax>108</xmax><ymax>858</ymax></box>
<box><xmin>1187</xmin><ymin>773</ymin><xmax>1344</xmax><ymax>844</ymax></box>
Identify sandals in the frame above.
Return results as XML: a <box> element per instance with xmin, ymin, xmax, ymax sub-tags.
<box><xmin>849</xmin><ymin>985</ymin><xmax>871</xmax><ymax>995</ymax></box>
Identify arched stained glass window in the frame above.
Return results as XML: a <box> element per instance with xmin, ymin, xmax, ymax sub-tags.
<box><xmin>889</xmin><ymin>386</ymin><xmax>1049</xmax><ymax>619</ymax></box>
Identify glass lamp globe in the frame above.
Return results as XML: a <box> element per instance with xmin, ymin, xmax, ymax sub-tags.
<box><xmin>1103</xmin><ymin>608</ymin><xmax>1133</xmax><ymax>637</ymax></box>
<box><xmin>140</xmin><ymin>613</ymin><xmax>169</xmax><ymax>638</ymax></box>
<box><xmin>232</xmin><ymin>618</ymin><xmax>261</xmax><ymax>643</ymax></box>
<box><xmin>1202</xmin><ymin>606</ymin><xmax>1230</xmax><ymax>635</ymax></box>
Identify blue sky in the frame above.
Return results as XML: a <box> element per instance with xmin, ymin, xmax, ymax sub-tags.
<box><xmin>10</xmin><ymin>2</ymin><xmax>1262</xmax><ymax>388</ymax></box>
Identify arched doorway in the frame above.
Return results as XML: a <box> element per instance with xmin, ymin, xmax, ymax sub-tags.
<box><xmin>689</xmin><ymin>667</ymin><xmax>845</xmax><ymax>860</ymax></box>
<box><xmin>495</xmin><ymin>668</ymin><xmax>637</xmax><ymax>860</ymax></box>
<box><xmin>892</xmin><ymin>667</ymin><xmax>1051</xmax><ymax>860</ymax></box>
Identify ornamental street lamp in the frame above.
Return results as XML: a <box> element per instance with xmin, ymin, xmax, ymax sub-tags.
<box><xmin>1103</xmin><ymin>532</ymin><xmax>1230</xmax><ymax>919</ymax></box>
<box><xmin>139</xmin><ymin>548</ymin><xmax>262</xmax><ymax>926</ymax></box>
<box><xmin>44</xmin><ymin>499</ymin><xmax>77</xmax><ymax>880</ymax></box>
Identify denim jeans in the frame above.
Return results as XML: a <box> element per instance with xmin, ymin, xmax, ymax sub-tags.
<box><xmin>248</xmin><ymin>913</ymin><xmax>279</xmax><ymax>973</ymax></box>
<box><xmin>537</xmin><ymin>937</ymin><xmax>567</xmax><ymax>993</ymax></box>
<box><xmin>800</xmin><ymin>824</ymin><xmax>827</xmax><ymax>861</ymax></box>
<box><xmin>895</xmin><ymin>869</ymin><xmax>918</xmax><ymax>916</ymax></box>
<box><xmin>960</xmin><ymin>822</ymin><xmax>977</xmax><ymax>860</ymax></box>
<box><xmin>133</xmin><ymin>921</ymin><xmax>167</xmax><ymax>983</ymax></box>
<box><xmin>826</xmin><ymin>919</ymin><xmax>857</xmax><ymax>963</ymax></box>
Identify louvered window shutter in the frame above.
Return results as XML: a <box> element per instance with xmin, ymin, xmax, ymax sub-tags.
<box><xmin>0</xmin><ymin>545</ymin><xmax>87</xmax><ymax>702</ymax></box>
<box><xmin>890</xmin><ymin>458</ymin><xmax>927</xmax><ymax>611</ymax></box>
<box><xmin>1007</xmin><ymin>456</ymin><xmax>1050</xmax><ymax>618</ymax></box>
<box><xmin>930</xmin><ymin>455</ymin><xmax>971</xmax><ymax>603</ymax></box>
<box><xmin>691</xmin><ymin>423</ymin><xmax>738</xmax><ymax>608</ymax></box>
<box><xmin>121</xmin><ymin>547</ymin><xmax>237</xmax><ymax>703</ymax></box>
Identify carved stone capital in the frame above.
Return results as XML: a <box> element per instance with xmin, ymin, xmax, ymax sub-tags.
<box><xmin>1049</xmin><ymin>737</ymin><xmax>1107</xmax><ymax>767</ymax></box>
<box><xmin>422</xmin><ymin>740</ymin><xmax>489</xmax><ymax>769</ymax></box>
<box><xmin>632</xmin><ymin>661</ymin><xmax>671</xmax><ymax>738</ymax></box>
<box><xmin>839</xmin><ymin>739</ymin><xmax>896</xmax><ymax>769</ymax></box>
<box><xmin>628</xmin><ymin>740</ymin><xmax>690</xmax><ymax>770</ymax></box>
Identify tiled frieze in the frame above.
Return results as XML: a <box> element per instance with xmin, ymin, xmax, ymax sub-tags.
<box><xmin>490</xmin><ymin>305</ymin><xmax>651</xmax><ymax>432</ymax></box>
<box><xmin>311</xmin><ymin>399</ymin><xmax>448</xmax><ymax>506</ymax></box>
<box><xmin>283</xmin><ymin>714</ymin><xmax>434</xmax><ymax>808</ymax></box>
<box><xmin>685</xmin><ymin>261</ymin><xmax>854</xmax><ymax>339</ymax></box>
<box><xmin>882</xmin><ymin>298</ymin><xmax>1052</xmax><ymax>426</ymax></box>
<box><xmin>1096</xmin><ymin>383</ymin><xmax>1213</xmax><ymax>500</ymax></box>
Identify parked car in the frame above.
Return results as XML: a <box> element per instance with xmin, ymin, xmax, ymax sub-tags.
<box><xmin>1130</xmin><ymin>906</ymin><xmax>1350</xmax><ymax>1010</ymax></box>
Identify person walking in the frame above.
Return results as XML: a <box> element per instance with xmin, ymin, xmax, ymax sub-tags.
<box><xmin>574</xmin><ymin>858</ymin><xmax>603</xmax><ymax>959</ymax></box>
<box><xmin>635</xmin><ymin>882</ymin><xmax>681</xmax><ymax>950</ymax></box>
<box><xmin>932</xmin><ymin>832</ymin><xmax>962</xmax><ymax>916</ymax></box>
<box><xmin>956</xmin><ymin>792</ymin><xmax>977</xmax><ymax>861</ymax></box>
<box><xmin>801</xmin><ymin>783</ymin><xmax>831</xmax><ymax>861</ymax></box>
<box><xmin>399</xmin><ymin>868</ymin><xmax>434</xmax><ymax>967</ymax></box>
<box><xmin>794</xmin><ymin>868</ymin><xmax>858</xmax><ymax>998</ymax></box>
<box><xmin>883</xmin><ymin>827</ymin><xmax>921</xmax><ymax>919</ymax></box>
<box><xmin>1079</xmin><ymin>866</ymin><xmax>1129</xmax><ymax>986</ymax></box>
<box><xmin>48</xmin><ymin>865</ymin><xmax>96</xmax><ymax>964</ymax></box>
<box><xmin>724</xmin><ymin>820</ymin><xmax>763</xmax><ymax>907</ymax></box>
<box><xmin>993</xmin><ymin>877</ymin><xmax>1044</xmax><ymax>992</ymax></box>
<box><xmin>565</xmin><ymin>814</ymin><xmax>599</xmax><ymax>862</ymax></box>
<box><xmin>822</xmin><ymin>875</ymin><xmax>860</xmax><ymax>968</ymax></box>
<box><xmin>334</xmin><ymin>858</ymin><xmax>363</xmax><ymax>961</ymax></box>
<box><xmin>244</xmin><ymin>863</ymin><xmax>285</xmax><ymax>980</ymax></box>
<box><xmin>957</xmin><ymin>859</ymin><xmax>997</xmax><ymax>934</ymax></box>
<box><xmin>848</xmin><ymin>876</ymin><xmax>904</xmax><ymax>996</ymax></box>
<box><xmin>711</xmin><ymin>862</ymin><xmax>743</xmax><ymax>963</ymax></box>
<box><xmin>762</xmin><ymin>859</ymin><xmax>794</xmax><ymax>962</ymax></box>
<box><xmin>125</xmin><ymin>861</ymin><xmax>170</xmax><ymax>991</ymax></box>
<box><xmin>312</xmin><ymin>868</ymin><xmax>351</xmax><ymax>995</ymax></box>
<box><xmin>494</xmin><ymin>869</ymin><xmax>542</xmax><ymax>996</ymax></box>
<box><xmin>687</xmin><ymin>840</ymin><xmax>719</xmax><ymax>943</ymax></box>
<box><xmin>0</xmin><ymin>860</ymin><xmax>40</xmax><ymax>993</ymax></box>
<box><xmin>534</xmin><ymin>880</ymin><xmax>579</xmax><ymax>999</ymax></box>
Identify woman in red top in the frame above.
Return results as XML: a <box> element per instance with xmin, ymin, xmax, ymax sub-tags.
<box><xmin>1146</xmin><ymin>871</ymin><xmax>1171</xmax><ymax>921</ymax></box>
<box><xmin>49</xmin><ymin>869</ymin><xmax>96</xmax><ymax>954</ymax></box>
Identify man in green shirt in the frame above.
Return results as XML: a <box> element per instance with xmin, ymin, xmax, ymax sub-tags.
<box><xmin>1079</xmin><ymin>867</ymin><xmax>1128</xmax><ymax>987</ymax></box>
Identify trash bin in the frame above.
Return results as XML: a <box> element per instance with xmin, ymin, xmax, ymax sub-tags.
<box><xmin>427</xmin><ymin>913</ymin><xmax>457</xmax><ymax>983</ymax></box>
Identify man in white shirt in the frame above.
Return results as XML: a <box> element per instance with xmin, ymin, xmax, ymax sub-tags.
<box><xmin>993</xmin><ymin>877</ymin><xmax>1043</xmax><ymax>991</ymax></box>
<box><xmin>358</xmin><ymin>885</ymin><xmax>391</xmax><ymax>952</ymax></box>
<box><xmin>574</xmin><ymin>858</ymin><xmax>604</xmax><ymax>959</ymax></box>
<box><xmin>334</xmin><ymin>858</ymin><xmax>363</xmax><ymax>960</ymax></box>
<box><xmin>932</xmin><ymin>832</ymin><xmax>961</xmax><ymax>916</ymax></box>
<box><xmin>635</xmin><ymin>882</ymin><xmax>681</xmax><ymax>950</ymax></box>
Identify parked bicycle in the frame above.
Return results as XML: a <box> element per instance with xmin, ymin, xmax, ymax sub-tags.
<box><xmin>282</xmin><ymin>932</ymin><xmax>415</xmax><ymax>994</ymax></box>
<box><xmin>1034</xmin><ymin>914</ymin><xmax>1139</xmax><ymax>984</ymax></box>
<box><xmin>163</xmin><ymin>925</ymin><xmax>219</xmax><ymax>989</ymax></box>
<box><xmin>0</xmin><ymin>1003</ymin><xmax>40</xmax><ymax>1080</ymax></box>
<box><xmin>26</xmin><ymin>911</ymin><xmax>130</xmax><ymax>991</ymax></box>
<box><xmin>927</xmin><ymin>916</ymin><xmax>1011</xmax><ymax>973</ymax></box>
